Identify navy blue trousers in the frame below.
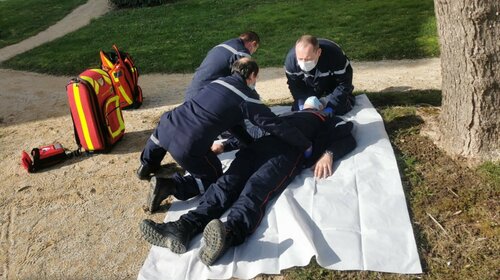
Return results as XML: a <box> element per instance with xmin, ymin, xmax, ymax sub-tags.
<box><xmin>181</xmin><ymin>137</ymin><xmax>304</xmax><ymax>245</ymax></box>
<box><xmin>140</xmin><ymin>127</ymin><xmax>223</xmax><ymax>200</ymax></box>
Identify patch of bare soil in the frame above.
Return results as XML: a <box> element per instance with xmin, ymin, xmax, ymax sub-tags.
<box><xmin>386</xmin><ymin>109</ymin><xmax>499</xmax><ymax>279</ymax></box>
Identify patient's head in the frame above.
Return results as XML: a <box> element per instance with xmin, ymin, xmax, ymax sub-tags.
<box><xmin>303</xmin><ymin>96</ymin><xmax>324</xmax><ymax>110</ymax></box>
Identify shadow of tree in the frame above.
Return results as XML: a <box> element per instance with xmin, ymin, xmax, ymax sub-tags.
<box><xmin>363</xmin><ymin>90</ymin><xmax>441</xmax><ymax>107</ymax></box>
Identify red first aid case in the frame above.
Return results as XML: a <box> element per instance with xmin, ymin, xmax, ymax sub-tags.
<box><xmin>66</xmin><ymin>68</ymin><xmax>125</xmax><ymax>152</ymax></box>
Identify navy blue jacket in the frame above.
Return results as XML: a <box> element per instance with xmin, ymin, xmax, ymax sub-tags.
<box><xmin>223</xmin><ymin>109</ymin><xmax>355</xmax><ymax>164</ymax></box>
<box><xmin>159</xmin><ymin>74</ymin><xmax>311</xmax><ymax>156</ymax></box>
<box><xmin>278</xmin><ymin>110</ymin><xmax>355</xmax><ymax>167</ymax></box>
<box><xmin>285</xmin><ymin>39</ymin><xmax>354</xmax><ymax>104</ymax></box>
<box><xmin>185</xmin><ymin>38</ymin><xmax>251</xmax><ymax>101</ymax></box>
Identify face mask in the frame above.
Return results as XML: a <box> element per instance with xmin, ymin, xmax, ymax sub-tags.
<box><xmin>303</xmin><ymin>96</ymin><xmax>323</xmax><ymax>110</ymax></box>
<box><xmin>297</xmin><ymin>59</ymin><xmax>317</xmax><ymax>72</ymax></box>
<box><xmin>248</xmin><ymin>83</ymin><xmax>256</xmax><ymax>91</ymax></box>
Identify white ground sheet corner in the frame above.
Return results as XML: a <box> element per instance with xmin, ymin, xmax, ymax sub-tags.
<box><xmin>138</xmin><ymin>94</ymin><xmax>422</xmax><ymax>279</ymax></box>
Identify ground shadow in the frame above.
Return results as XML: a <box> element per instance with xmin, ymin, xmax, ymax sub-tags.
<box><xmin>393</xmin><ymin>147</ymin><xmax>431</xmax><ymax>274</ymax></box>
<box><xmin>362</xmin><ymin>90</ymin><xmax>441</xmax><ymax>107</ymax></box>
<box><xmin>109</xmin><ymin>128</ymin><xmax>154</xmax><ymax>155</ymax></box>
<box><xmin>25</xmin><ymin>128</ymin><xmax>156</xmax><ymax>173</ymax></box>
<box><xmin>385</xmin><ymin>115</ymin><xmax>430</xmax><ymax>273</ymax></box>
<box><xmin>384</xmin><ymin>115</ymin><xmax>425</xmax><ymax>137</ymax></box>
<box><xmin>25</xmin><ymin>151</ymin><xmax>91</xmax><ymax>174</ymax></box>
<box><xmin>0</xmin><ymin>75</ymin><xmax>183</xmax><ymax>127</ymax></box>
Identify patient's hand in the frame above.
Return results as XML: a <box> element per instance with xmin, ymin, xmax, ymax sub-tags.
<box><xmin>313</xmin><ymin>152</ymin><xmax>334</xmax><ymax>179</ymax></box>
<box><xmin>211</xmin><ymin>142</ymin><xmax>224</xmax><ymax>155</ymax></box>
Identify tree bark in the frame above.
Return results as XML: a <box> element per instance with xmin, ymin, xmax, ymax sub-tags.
<box><xmin>433</xmin><ymin>0</ymin><xmax>500</xmax><ymax>162</ymax></box>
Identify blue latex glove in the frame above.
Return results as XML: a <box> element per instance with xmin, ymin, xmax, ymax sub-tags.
<box><xmin>323</xmin><ymin>107</ymin><xmax>334</xmax><ymax>115</ymax></box>
<box><xmin>304</xmin><ymin>145</ymin><xmax>313</xmax><ymax>158</ymax></box>
<box><xmin>298</xmin><ymin>99</ymin><xmax>305</xmax><ymax>111</ymax></box>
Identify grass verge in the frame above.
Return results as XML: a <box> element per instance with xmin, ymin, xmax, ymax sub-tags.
<box><xmin>0</xmin><ymin>0</ymin><xmax>86</xmax><ymax>49</ymax></box>
<box><xmin>1</xmin><ymin>0</ymin><xmax>438</xmax><ymax>75</ymax></box>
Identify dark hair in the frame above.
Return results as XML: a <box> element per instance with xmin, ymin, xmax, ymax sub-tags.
<box><xmin>239</xmin><ymin>31</ymin><xmax>260</xmax><ymax>45</ymax></box>
<box><xmin>296</xmin><ymin>35</ymin><xmax>319</xmax><ymax>50</ymax></box>
<box><xmin>232</xmin><ymin>57</ymin><xmax>259</xmax><ymax>79</ymax></box>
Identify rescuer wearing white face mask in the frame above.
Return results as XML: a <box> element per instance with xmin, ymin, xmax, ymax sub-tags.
<box><xmin>284</xmin><ymin>35</ymin><xmax>355</xmax><ymax>114</ymax></box>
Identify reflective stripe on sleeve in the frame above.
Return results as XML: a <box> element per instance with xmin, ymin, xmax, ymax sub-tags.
<box><xmin>335</xmin><ymin>120</ymin><xmax>348</xmax><ymax>127</ymax></box>
<box><xmin>333</xmin><ymin>59</ymin><xmax>350</xmax><ymax>75</ymax></box>
<box><xmin>212</xmin><ymin>80</ymin><xmax>263</xmax><ymax>104</ymax></box>
<box><xmin>285</xmin><ymin>68</ymin><xmax>304</xmax><ymax>76</ymax></box>
<box><xmin>150</xmin><ymin>134</ymin><xmax>160</xmax><ymax>146</ymax></box>
<box><xmin>216</xmin><ymin>44</ymin><xmax>251</xmax><ymax>58</ymax></box>
<box><xmin>286</xmin><ymin>59</ymin><xmax>350</xmax><ymax>76</ymax></box>
<box><xmin>195</xmin><ymin>178</ymin><xmax>205</xmax><ymax>194</ymax></box>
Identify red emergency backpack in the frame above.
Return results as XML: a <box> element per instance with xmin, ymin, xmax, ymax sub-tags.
<box><xmin>21</xmin><ymin>68</ymin><xmax>126</xmax><ymax>173</ymax></box>
<box><xmin>67</xmin><ymin>68</ymin><xmax>125</xmax><ymax>152</ymax></box>
<box><xmin>100</xmin><ymin>45</ymin><xmax>143</xmax><ymax>109</ymax></box>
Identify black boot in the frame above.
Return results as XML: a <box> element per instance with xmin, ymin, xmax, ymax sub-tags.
<box><xmin>140</xmin><ymin>219</ymin><xmax>195</xmax><ymax>254</ymax></box>
<box><xmin>137</xmin><ymin>164</ymin><xmax>158</xmax><ymax>180</ymax></box>
<box><xmin>199</xmin><ymin>219</ymin><xmax>234</xmax><ymax>266</ymax></box>
<box><xmin>145</xmin><ymin>176</ymin><xmax>177</xmax><ymax>213</ymax></box>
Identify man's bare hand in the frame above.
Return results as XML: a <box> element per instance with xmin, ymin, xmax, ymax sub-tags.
<box><xmin>313</xmin><ymin>152</ymin><xmax>334</xmax><ymax>179</ymax></box>
<box><xmin>211</xmin><ymin>142</ymin><xmax>224</xmax><ymax>155</ymax></box>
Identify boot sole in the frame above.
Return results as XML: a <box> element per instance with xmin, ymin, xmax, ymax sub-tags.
<box><xmin>145</xmin><ymin>176</ymin><xmax>161</xmax><ymax>213</ymax></box>
<box><xmin>199</xmin><ymin>219</ymin><xmax>226</xmax><ymax>266</ymax></box>
<box><xmin>140</xmin><ymin>220</ymin><xmax>187</xmax><ymax>254</ymax></box>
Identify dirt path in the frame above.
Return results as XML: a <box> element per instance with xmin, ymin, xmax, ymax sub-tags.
<box><xmin>0</xmin><ymin>1</ymin><xmax>442</xmax><ymax>279</ymax></box>
<box><xmin>0</xmin><ymin>58</ymin><xmax>441</xmax><ymax>126</ymax></box>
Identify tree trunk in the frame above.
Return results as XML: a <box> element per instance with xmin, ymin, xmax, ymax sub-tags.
<box><xmin>433</xmin><ymin>0</ymin><xmax>499</xmax><ymax>161</ymax></box>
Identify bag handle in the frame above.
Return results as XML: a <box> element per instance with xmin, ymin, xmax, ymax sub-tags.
<box><xmin>112</xmin><ymin>45</ymin><xmax>124</xmax><ymax>63</ymax></box>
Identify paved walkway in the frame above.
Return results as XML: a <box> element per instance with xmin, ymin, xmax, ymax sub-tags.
<box><xmin>0</xmin><ymin>0</ymin><xmax>110</xmax><ymax>62</ymax></box>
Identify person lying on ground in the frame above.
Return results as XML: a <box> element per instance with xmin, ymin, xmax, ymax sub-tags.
<box><xmin>139</xmin><ymin>96</ymin><xmax>356</xmax><ymax>266</ymax></box>
<box><xmin>210</xmin><ymin>95</ymin><xmax>336</xmax><ymax>154</ymax></box>
<box><xmin>137</xmin><ymin>58</ymin><xmax>311</xmax><ymax>211</ymax></box>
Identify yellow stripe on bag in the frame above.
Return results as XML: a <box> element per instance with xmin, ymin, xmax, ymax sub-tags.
<box><xmin>103</xmin><ymin>56</ymin><xmax>114</xmax><ymax>69</ymax></box>
<box><xmin>113</xmin><ymin>75</ymin><xmax>133</xmax><ymax>105</ymax></box>
<box><xmin>90</xmin><ymin>69</ymin><xmax>112</xmax><ymax>85</ymax></box>
<box><xmin>106</xmin><ymin>96</ymin><xmax>125</xmax><ymax>138</ymax></box>
<box><xmin>73</xmin><ymin>83</ymin><xmax>94</xmax><ymax>150</ymax></box>
<box><xmin>80</xmin><ymin>75</ymin><xmax>99</xmax><ymax>95</ymax></box>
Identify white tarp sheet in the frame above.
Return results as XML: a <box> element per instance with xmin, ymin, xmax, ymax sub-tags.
<box><xmin>138</xmin><ymin>95</ymin><xmax>422</xmax><ymax>279</ymax></box>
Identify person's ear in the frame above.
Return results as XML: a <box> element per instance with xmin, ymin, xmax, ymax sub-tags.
<box><xmin>251</xmin><ymin>42</ymin><xmax>258</xmax><ymax>54</ymax></box>
<box><xmin>250</xmin><ymin>72</ymin><xmax>257</xmax><ymax>82</ymax></box>
<box><xmin>316</xmin><ymin>48</ymin><xmax>322</xmax><ymax>59</ymax></box>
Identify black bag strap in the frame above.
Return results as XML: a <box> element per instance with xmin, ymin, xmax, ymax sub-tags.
<box><xmin>69</xmin><ymin>110</ymin><xmax>82</xmax><ymax>149</ymax></box>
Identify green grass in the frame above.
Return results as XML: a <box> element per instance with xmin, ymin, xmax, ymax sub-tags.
<box><xmin>0</xmin><ymin>0</ymin><xmax>87</xmax><ymax>49</ymax></box>
<box><xmin>477</xmin><ymin>162</ymin><xmax>500</xmax><ymax>187</ymax></box>
<box><xmin>1</xmin><ymin>0</ymin><xmax>438</xmax><ymax>75</ymax></box>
